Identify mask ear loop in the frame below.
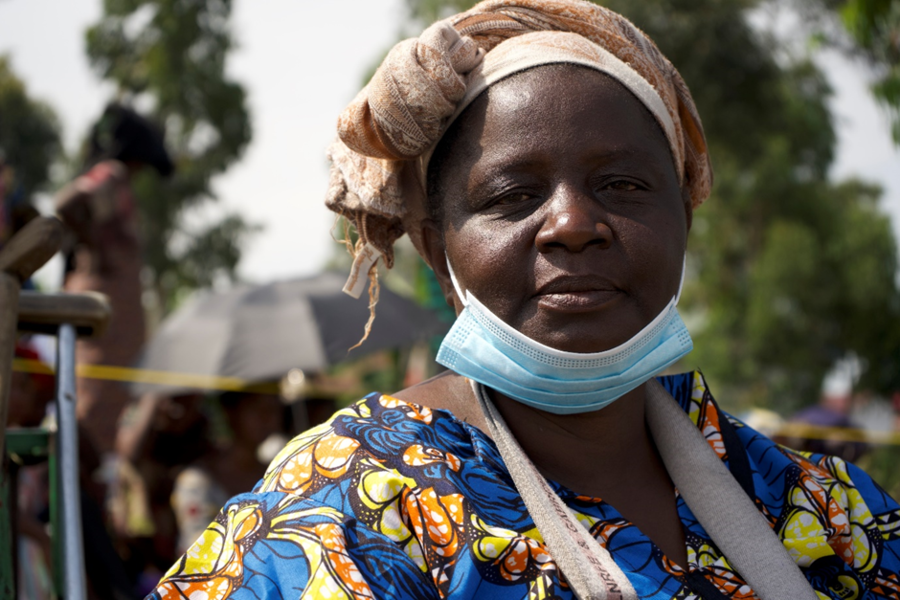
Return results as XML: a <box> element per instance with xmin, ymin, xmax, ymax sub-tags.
<box><xmin>445</xmin><ymin>256</ymin><xmax>469</xmax><ymax>307</ymax></box>
<box><xmin>675</xmin><ymin>255</ymin><xmax>687</xmax><ymax>306</ymax></box>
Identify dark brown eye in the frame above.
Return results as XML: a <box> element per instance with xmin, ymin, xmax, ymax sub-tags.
<box><xmin>495</xmin><ymin>192</ymin><xmax>534</xmax><ymax>205</ymax></box>
<box><xmin>605</xmin><ymin>180</ymin><xmax>639</xmax><ymax>191</ymax></box>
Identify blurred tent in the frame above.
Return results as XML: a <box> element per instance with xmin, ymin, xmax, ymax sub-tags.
<box><xmin>132</xmin><ymin>271</ymin><xmax>448</xmax><ymax>395</ymax></box>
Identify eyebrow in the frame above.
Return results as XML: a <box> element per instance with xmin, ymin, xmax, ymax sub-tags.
<box><xmin>472</xmin><ymin>144</ymin><xmax>673</xmax><ymax>182</ymax></box>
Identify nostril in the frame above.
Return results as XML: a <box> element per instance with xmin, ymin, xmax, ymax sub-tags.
<box><xmin>593</xmin><ymin>222</ymin><xmax>614</xmax><ymax>248</ymax></box>
<box><xmin>540</xmin><ymin>239</ymin><xmax>569</xmax><ymax>251</ymax></box>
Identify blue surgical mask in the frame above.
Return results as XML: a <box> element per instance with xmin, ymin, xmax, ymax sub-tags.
<box><xmin>436</xmin><ymin>260</ymin><xmax>693</xmax><ymax>414</ymax></box>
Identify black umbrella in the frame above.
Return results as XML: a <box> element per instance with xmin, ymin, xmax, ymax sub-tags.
<box><xmin>133</xmin><ymin>271</ymin><xmax>448</xmax><ymax>394</ymax></box>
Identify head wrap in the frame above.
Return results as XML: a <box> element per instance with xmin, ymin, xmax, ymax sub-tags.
<box><xmin>327</xmin><ymin>0</ymin><xmax>712</xmax><ymax>298</ymax></box>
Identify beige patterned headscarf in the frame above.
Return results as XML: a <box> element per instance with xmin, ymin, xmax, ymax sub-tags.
<box><xmin>327</xmin><ymin>0</ymin><xmax>713</xmax><ymax>299</ymax></box>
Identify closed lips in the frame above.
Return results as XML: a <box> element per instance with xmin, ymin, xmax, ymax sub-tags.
<box><xmin>535</xmin><ymin>276</ymin><xmax>623</xmax><ymax>310</ymax></box>
<box><xmin>535</xmin><ymin>275</ymin><xmax>621</xmax><ymax>296</ymax></box>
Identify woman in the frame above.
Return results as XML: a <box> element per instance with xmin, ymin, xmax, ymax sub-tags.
<box><xmin>170</xmin><ymin>392</ymin><xmax>284</xmax><ymax>556</ymax></box>
<box><xmin>150</xmin><ymin>1</ymin><xmax>900</xmax><ymax>598</ymax></box>
<box><xmin>56</xmin><ymin>103</ymin><xmax>173</xmax><ymax>456</ymax></box>
<box><xmin>113</xmin><ymin>392</ymin><xmax>209</xmax><ymax>591</ymax></box>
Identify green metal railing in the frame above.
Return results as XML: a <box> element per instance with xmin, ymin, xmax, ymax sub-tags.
<box><xmin>0</xmin><ymin>217</ymin><xmax>110</xmax><ymax>600</ymax></box>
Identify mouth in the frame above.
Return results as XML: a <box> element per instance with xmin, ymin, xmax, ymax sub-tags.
<box><xmin>534</xmin><ymin>276</ymin><xmax>624</xmax><ymax>312</ymax></box>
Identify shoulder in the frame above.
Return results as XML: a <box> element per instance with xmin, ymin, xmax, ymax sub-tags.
<box><xmin>256</xmin><ymin>390</ymin><xmax>531</xmax><ymax>537</ymax></box>
<box><xmin>747</xmin><ymin>435</ymin><xmax>900</xmax><ymax>590</ymax></box>
<box><xmin>152</xmin><ymin>394</ymin><xmax>533</xmax><ymax>599</ymax></box>
<box><xmin>256</xmin><ymin>392</ymin><xmax>496</xmax><ymax>507</ymax></box>
<box><xmin>74</xmin><ymin>160</ymin><xmax>127</xmax><ymax>194</ymax></box>
<box><xmin>152</xmin><ymin>490</ymin><xmax>438</xmax><ymax>600</ymax></box>
<box><xmin>393</xmin><ymin>370</ymin><xmax>489</xmax><ymax>431</ymax></box>
<box><xmin>674</xmin><ymin>371</ymin><xmax>900</xmax><ymax>587</ymax></box>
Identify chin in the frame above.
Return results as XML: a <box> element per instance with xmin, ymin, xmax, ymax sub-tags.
<box><xmin>527</xmin><ymin>307</ymin><xmax>646</xmax><ymax>353</ymax></box>
<box><xmin>527</xmin><ymin>324</ymin><xmax>639</xmax><ymax>354</ymax></box>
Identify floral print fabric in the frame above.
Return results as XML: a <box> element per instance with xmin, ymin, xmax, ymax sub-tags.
<box><xmin>149</xmin><ymin>371</ymin><xmax>900</xmax><ymax>599</ymax></box>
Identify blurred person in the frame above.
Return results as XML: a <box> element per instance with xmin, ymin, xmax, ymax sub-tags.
<box><xmin>111</xmin><ymin>391</ymin><xmax>207</xmax><ymax>594</ymax></box>
<box><xmin>7</xmin><ymin>343</ymin><xmax>138</xmax><ymax>600</ymax></box>
<box><xmin>55</xmin><ymin>103</ymin><xmax>174</xmax><ymax>457</ymax></box>
<box><xmin>6</xmin><ymin>342</ymin><xmax>55</xmax><ymax>600</ymax></box>
<box><xmin>787</xmin><ymin>392</ymin><xmax>868</xmax><ymax>462</ymax></box>
<box><xmin>0</xmin><ymin>149</ymin><xmax>48</xmax><ymax>261</ymax></box>
<box><xmin>5</xmin><ymin>342</ymin><xmax>55</xmax><ymax>428</ymax></box>
<box><xmin>0</xmin><ymin>153</ymin><xmax>43</xmax><ymax>297</ymax></box>
<box><xmin>149</xmin><ymin>1</ymin><xmax>900</xmax><ymax>598</ymax></box>
<box><xmin>170</xmin><ymin>391</ymin><xmax>283</xmax><ymax>554</ymax></box>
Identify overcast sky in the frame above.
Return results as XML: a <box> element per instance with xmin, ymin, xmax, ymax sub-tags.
<box><xmin>1</xmin><ymin>0</ymin><xmax>898</xmax><ymax>290</ymax></box>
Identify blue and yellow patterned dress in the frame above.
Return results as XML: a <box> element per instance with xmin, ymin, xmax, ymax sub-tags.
<box><xmin>149</xmin><ymin>372</ymin><xmax>900</xmax><ymax>599</ymax></box>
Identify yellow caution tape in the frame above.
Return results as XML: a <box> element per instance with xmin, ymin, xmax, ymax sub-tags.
<box><xmin>775</xmin><ymin>422</ymin><xmax>900</xmax><ymax>446</ymax></box>
<box><xmin>12</xmin><ymin>358</ymin><xmax>280</xmax><ymax>394</ymax></box>
<box><xmin>12</xmin><ymin>358</ymin><xmax>900</xmax><ymax>445</ymax></box>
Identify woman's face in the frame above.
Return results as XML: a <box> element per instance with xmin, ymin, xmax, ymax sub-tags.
<box><xmin>427</xmin><ymin>65</ymin><xmax>690</xmax><ymax>353</ymax></box>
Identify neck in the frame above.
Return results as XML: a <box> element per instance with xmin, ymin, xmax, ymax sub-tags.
<box><xmin>489</xmin><ymin>379</ymin><xmax>688</xmax><ymax>567</ymax></box>
<box><xmin>491</xmin><ymin>383</ymin><xmax>663</xmax><ymax>498</ymax></box>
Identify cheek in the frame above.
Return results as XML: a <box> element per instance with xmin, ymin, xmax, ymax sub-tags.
<box><xmin>613</xmin><ymin>206</ymin><xmax>687</xmax><ymax>301</ymax></box>
<box><xmin>445</xmin><ymin>216</ymin><xmax>539</xmax><ymax>315</ymax></box>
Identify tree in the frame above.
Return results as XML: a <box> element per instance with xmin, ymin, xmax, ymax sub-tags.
<box><xmin>398</xmin><ymin>0</ymin><xmax>900</xmax><ymax>412</ymax></box>
<box><xmin>0</xmin><ymin>56</ymin><xmax>61</xmax><ymax>203</ymax></box>
<box><xmin>601</xmin><ymin>0</ymin><xmax>900</xmax><ymax>410</ymax></box>
<box><xmin>803</xmin><ymin>0</ymin><xmax>900</xmax><ymax>143</ymax></box>
<box><xmin>85</xmin><ymin>0</ymin><xmax>257</xmax><ymax>312</ymax></box>
<box><xmin>841</xmin><ymin>0</ymin><xmax>900</xmax><ymax>142</ymax></box>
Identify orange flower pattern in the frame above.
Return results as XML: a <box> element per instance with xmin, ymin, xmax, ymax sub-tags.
<box><xmin>149</xmin><ymin>372</ymin><xmax>900</xmax><ymax>599</ymax></box>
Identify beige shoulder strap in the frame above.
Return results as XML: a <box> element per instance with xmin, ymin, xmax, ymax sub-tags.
<box><xmin>471</xmin><ymin>380</ymin><xmax>637</xmax><ymax>600</ymax></box>
<box><xmin>644</xmin><ymin>379</ymin><xmax>818</xmax><ymax>600</ymax></box>
<box><xmin>472</xmin><ymin>379</ymin><xmax>818</xmax><ymax>600</ymax></box>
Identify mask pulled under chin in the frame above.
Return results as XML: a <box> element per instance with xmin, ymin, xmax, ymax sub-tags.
<box><xmin>435</xmin><ymin>259</ymin><xmax>693</xmax><ymax>414</ymax></box>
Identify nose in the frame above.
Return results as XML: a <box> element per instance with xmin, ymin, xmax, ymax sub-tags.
<box><xmin>535</xmin><ymin>186</ymin><xmax>613</xmax><ymax>253</ymax></box>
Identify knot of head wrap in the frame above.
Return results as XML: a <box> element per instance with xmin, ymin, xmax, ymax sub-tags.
<box><xmin>327</xmin><ymin>22</ymin><xmax>483</xmax><ymax>297</ymax></box>
<box><xmin>326</xmin><ymin>0</ymin><xmax>713</xmax><ymax>296</ymax></box>
<box><xmin>339</xmin><ymin>24</ymin><xmax>484</xmax><ymax>161</ymax></box>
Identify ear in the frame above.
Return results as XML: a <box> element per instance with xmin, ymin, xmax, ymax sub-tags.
<box><xmin>420</xmin><ymin>219</ymin><xmax>462</xmax><ymax>313</ymax></box>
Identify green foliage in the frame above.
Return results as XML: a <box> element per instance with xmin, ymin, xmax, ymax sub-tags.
<box><xmin>801</xmin><ymin>0</ymin><xmax>900</xmax><ymax>143</ymax></box>
<box><xmin>604</xmin><ymin>0</ymin><xmax>900</xmax><ymax>411</ymax></box>
<box><xmin>398</xmin><ymin>0</ymin><xmax>900</xmax><ymax>412</ymax></box>
<box><xmin>0</xmin><ymin>56</ymin><xmax>61</xmax><ymax>199</ymax></box>
<box><xmin>85</xmin><ymin>0</ymin><xmax>255</xmax><ymax>312</ymax></box>
<box><xmin>839</xmin><ymin>0</ymin><xmax>900</xmax><ymax>142</ymax></box>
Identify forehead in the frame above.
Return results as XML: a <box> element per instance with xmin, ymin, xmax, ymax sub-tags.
<box><xmin>430</xmin><ymin>64</ymin><xmax>673</xmax><ymax>187</ymax></box>
<box><xmin>493</xmin><ymin>64</ymin><xmax>637</xmax><ymax>104</ymax></box>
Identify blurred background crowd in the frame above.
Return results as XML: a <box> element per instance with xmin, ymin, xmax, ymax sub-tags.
<box><xmin>1</xmin><ymin>0</ymin><xmax>899</xmax><ymax>598</ymax></box>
